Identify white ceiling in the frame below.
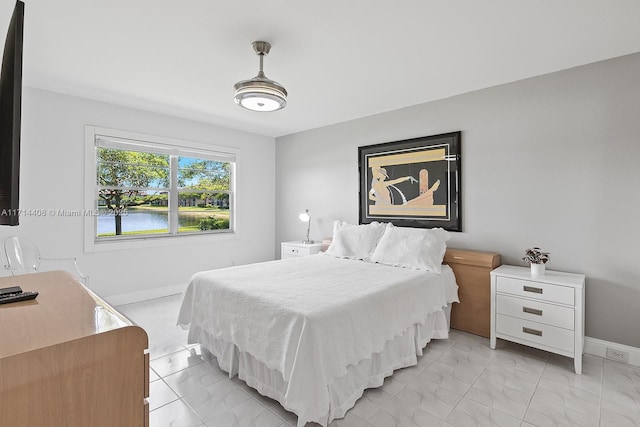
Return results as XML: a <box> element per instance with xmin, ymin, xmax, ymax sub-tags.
<box><xmin>3</xmin><ymin>0</ymin><xmax>640</xmax><ymax>138</ymax></box>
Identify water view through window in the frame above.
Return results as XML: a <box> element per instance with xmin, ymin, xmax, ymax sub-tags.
<box><xmin>96</xmin><ymin>207</ymin><xmax>229</xmax><ymax>235</ymax></box>
<box><xmin>97</xmin><ymin>208</ymin><xmax>167</xmax><ymax>235</ymax></box>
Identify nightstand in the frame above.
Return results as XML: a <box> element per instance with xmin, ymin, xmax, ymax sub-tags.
<box><xmin>490</xmin><ymin>265</ymin><xmax>585</xmax><ymax>374</ymax></box>
<box><xmin>281</xmin><ymin>241</ymin><xmax>323</xmax><ymax>259</ymax></box>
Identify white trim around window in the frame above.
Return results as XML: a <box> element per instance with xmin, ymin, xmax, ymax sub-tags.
<box><xmin>84</xmin><ymin>126</ymin><xmax>240</xmax><ymax>253</ymax></box>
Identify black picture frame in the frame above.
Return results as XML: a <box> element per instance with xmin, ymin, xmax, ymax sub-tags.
<box><xmin>358</xmin><ymin>131</ymin><xmax>461</xmax><ymax>231</ymax></box>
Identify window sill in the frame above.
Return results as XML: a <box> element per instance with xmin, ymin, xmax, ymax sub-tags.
<box><xmin>85</xmin><ymin>231</ymin><xmax>238</xmax><ymax>253</ymax></box>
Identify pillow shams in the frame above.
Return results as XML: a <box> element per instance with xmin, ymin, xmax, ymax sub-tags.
<box><xmin>325</xmin><ymin>221</ymin><xmax>385</xmax><ymax>260</ymax></box>
<box><xmin>370</xmin><ymin>224</ymin><xmax>450</xmax><ymax>273</ymax></box>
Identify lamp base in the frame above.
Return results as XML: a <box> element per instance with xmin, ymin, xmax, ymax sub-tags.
<box><xmin>302</xmin><ymin>240</ymin><xmax>315</xmax><ymax>244</ymax></box>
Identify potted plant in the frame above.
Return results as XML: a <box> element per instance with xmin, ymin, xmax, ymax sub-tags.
<box><xmin>522</xmin><ymin>247</ymin><xmax>550</xmax><ymax>275</ymax></box>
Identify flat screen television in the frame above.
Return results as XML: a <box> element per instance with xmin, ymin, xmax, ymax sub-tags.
<box><xmin>0</xmin><ymin>0</ymin><xmax>24</xmax><ymax>226</ymax></box>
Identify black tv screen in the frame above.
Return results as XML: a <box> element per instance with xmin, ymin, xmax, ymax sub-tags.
<box><xmin>0</xmin><ymin>0</ymin><xmax>24</xmax><ymax>226</ymax></box>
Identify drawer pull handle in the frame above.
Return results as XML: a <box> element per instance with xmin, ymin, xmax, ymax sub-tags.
<box><xmin>523</xmin><ymin>285</ymin><xmax>543</xmax><ymax>294</ymax></box>
<box><xmin>291</xmin><ymin>249</ymin><xmax>298</xmax><ymax>253</ymax></box>
<box><xmin>523</xmin><ymin>327</ymin><xmax>543</xmax><ymax>336</ymax></box>
<box><xmin>523</xmin><ymin>307</ymin><xmax>543</xmax><ymax>316</ymax></box>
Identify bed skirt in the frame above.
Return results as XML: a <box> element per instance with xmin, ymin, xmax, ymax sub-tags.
<box><xmin>191</xmin><ymin>305</ymin><xmax>451</xmax><ymax>426</ymax></box>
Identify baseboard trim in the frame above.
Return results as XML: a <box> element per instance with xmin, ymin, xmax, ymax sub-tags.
<box><xmin>104</xmin><ymin>282</ymin><xmax>188</xmax><ymax>306</ymax></box>
<box><xmin>584</xmin><ymin>336</ymin><xmax>640</xmax><ymax>367</ymax></box>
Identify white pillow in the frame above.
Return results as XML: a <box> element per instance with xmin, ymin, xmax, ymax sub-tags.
<box><xmin>370</xmin><ymin>223</ymin><xmax>450</xmax><ymax>273</ymax></box>
<box><xmin>325</xmin><ymin>221</ymin><xmax>385</xmax><ymax>260</ymax></box>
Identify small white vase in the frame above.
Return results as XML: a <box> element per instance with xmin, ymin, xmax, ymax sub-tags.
<box><xmin>531</xmin><ymin>263</ymin><xmax>545</xmax><ymax>276</ymax></box>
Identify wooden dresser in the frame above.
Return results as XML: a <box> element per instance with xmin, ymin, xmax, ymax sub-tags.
<box><xmin>444</xmin><ymin>248</ymin><xmax>501</xmax><ymax>337</ymax></box>
<box><xmin>0</xmin><ymin>271</ymin><xmax>149</xmax><ymax>427</ymax></box>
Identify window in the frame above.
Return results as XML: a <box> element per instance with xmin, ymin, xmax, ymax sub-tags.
<box><xmin>87</xmin><ymin>127</ymin><xmax>235</xmax><ymax>244</ymax></box>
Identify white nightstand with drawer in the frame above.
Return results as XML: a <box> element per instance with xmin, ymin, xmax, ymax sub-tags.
<box><xmin>281</xmin><ymin>241</ymin><xmax>323</xmax><ymax>259</ymax></box>
<box><xmin>490</xmin><ymin>265</ymin><xmax>585</xmax><ymax>374</ymax></box>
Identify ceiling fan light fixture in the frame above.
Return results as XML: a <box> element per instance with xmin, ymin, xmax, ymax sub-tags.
<box><xmin>234</xmin><ymin>41</ymin><xmax>287</xmax><ymax>112</ymax></box>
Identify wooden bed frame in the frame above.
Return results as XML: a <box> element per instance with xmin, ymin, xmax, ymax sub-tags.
<box><xmin>444</xmin><ymin>248</ymin><xmax>501</xmax><ymax>337</ymax></box>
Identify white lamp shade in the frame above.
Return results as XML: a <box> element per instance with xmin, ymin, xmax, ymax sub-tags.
<box><xmin>299</xmin><ymin>212</ymin><xmax>310</xmax><ymax>222</ymax></box>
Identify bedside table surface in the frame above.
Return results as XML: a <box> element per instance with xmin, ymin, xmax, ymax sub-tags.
<box><xmin>491</xmin><ymin>265</ymin><xmax>585</xmax><ymax>288</ymax></box>
<box><xmin>281</xmin><ymin>241</ymin><xmax>323</xmax><ymax>248</ymax></box>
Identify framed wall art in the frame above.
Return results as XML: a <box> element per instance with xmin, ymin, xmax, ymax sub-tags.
<box><xmin>358</xmin><ymin>131</ymin><xmax>461</xmax><ymax>231</ymax></box>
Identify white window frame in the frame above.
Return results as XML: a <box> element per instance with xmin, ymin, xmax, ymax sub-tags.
<box><xmin>84</xmin><ymin>126</ymin><xmax>238</xmax><ymax>253</ymax></box>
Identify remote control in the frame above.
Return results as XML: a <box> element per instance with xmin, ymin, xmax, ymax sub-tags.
<box><xmin>0</xmin><ymin>290</ymin><xmax>39</xmax><ymax>305</ymax></box>
<box><xmin>0</xmin><ymin>285</ymin><xmax>23</xmax><ymax>296</ymax></box>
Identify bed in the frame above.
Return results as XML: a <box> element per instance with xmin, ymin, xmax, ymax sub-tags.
<box><xmin>177</xmin><ymin>222</ymin><xmax>498</xmax><ymax>426</ymax></box>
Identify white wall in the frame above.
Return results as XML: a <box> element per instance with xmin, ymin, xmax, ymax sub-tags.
<box><xmin>276</xmin><ymin>52</ymin><xmax>640</xmax><ymax>348</ymax></box>
<box><xmin>0</xmin><ymin>87</ymin><xmax>276</xmax><ymax>300</ymax></box>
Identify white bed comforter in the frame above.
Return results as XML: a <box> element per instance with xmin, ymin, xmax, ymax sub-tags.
<box><xmin>177</xmin><ymin>255</ymin><xmax>459</xmax><ymax>424</ymax></box>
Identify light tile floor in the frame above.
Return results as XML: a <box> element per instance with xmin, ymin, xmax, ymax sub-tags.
<box><xmin>116</xmin><ymin>294</ymin><xmax>640</xmax><ymax>427</ymax></box>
